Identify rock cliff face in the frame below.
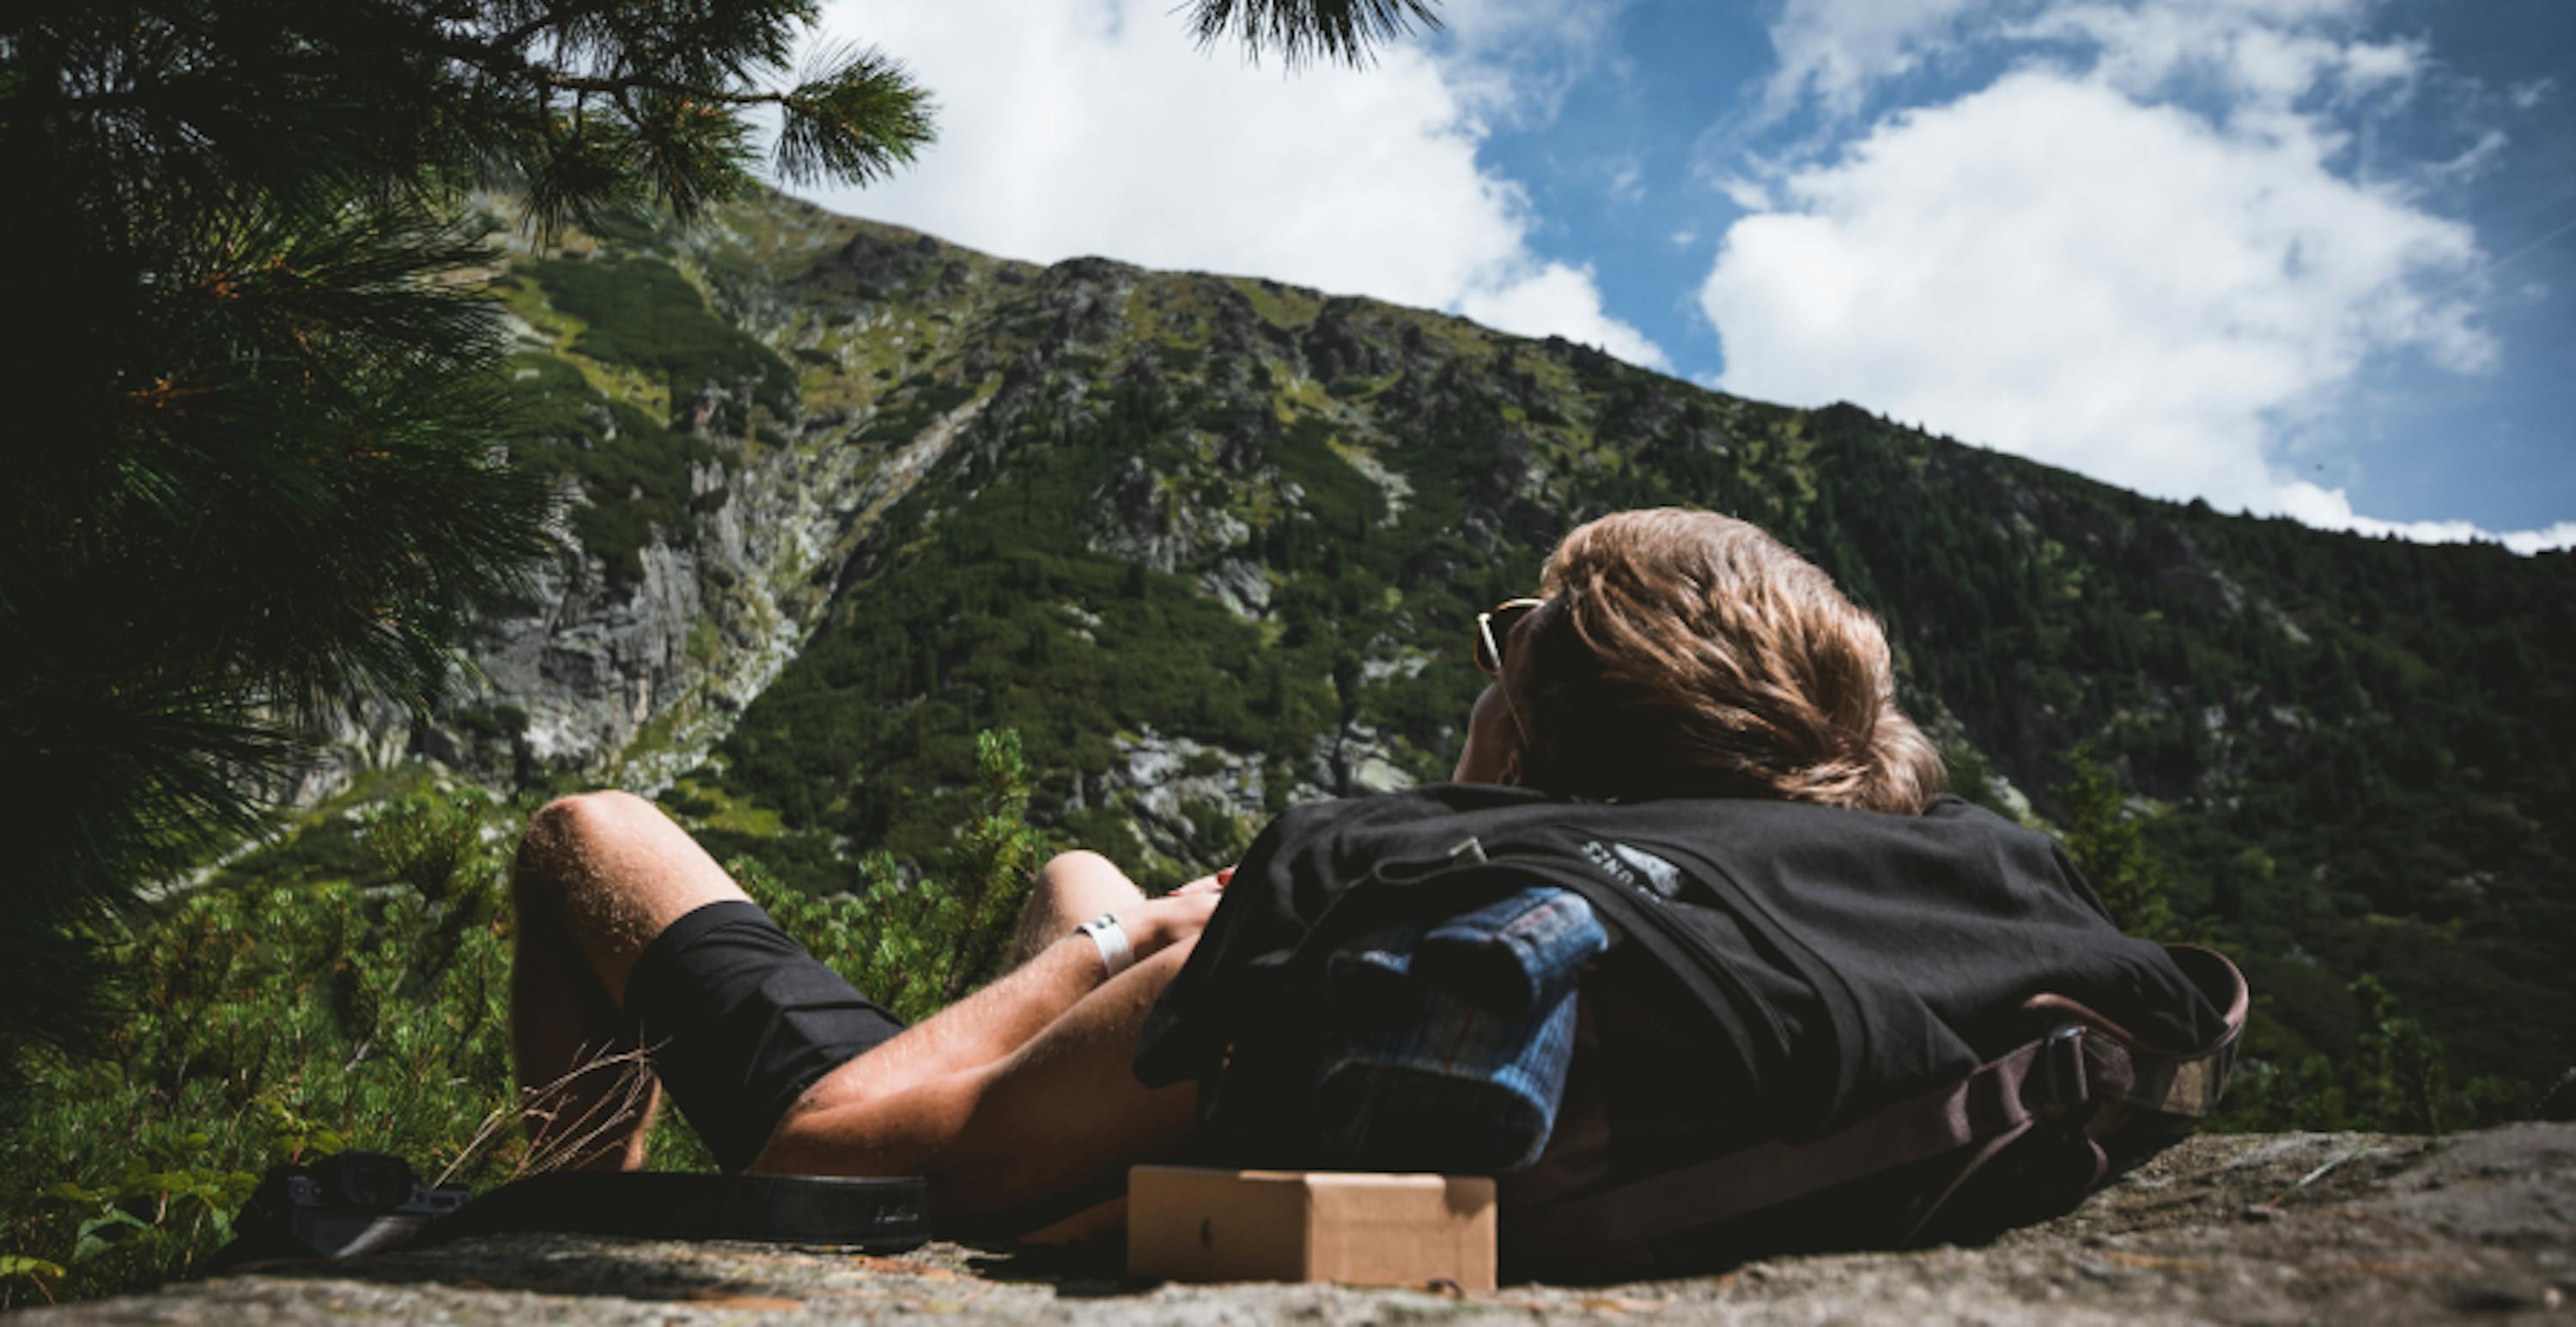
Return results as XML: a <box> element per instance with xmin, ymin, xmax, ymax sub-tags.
<box><xmin>304</xmin><ymin>198</ymin><xmax>1028</xmax><ymax>800</ymax></box>
<box><xmin>427</xmin><ymin>396</ymin><xmax>886</xmax><ymax>795</ymax></box>
<box><xmin>29</xmin><ymin>1124</ymin><xmax>2576</xmax><ymax>1324</ymax></box>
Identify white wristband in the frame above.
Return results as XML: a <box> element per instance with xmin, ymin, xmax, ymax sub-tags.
<box><xmin>1074</xmin><ymin>913</ymin><xmax>1134</xmax><ymax>978</ymax></box>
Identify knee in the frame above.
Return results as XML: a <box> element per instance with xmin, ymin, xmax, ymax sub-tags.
<box><xmin>1030</xmin><ymin>850</ymin><xmax>1121</xmax><ymax>910</ymax></box>
<box><xmin>1037</xmin><ymin>850</ymin><xmax>1116</xmax><ymax>891</ymax></box>
<box><xmin>515</xmin><ymin>790</ymin><xmax>657</xmax><ymax>897</ymax></box>
<box><xmin>526</xmin><ymin>789</ymin><xmax>655</xmax><ymax>846</ymax></box>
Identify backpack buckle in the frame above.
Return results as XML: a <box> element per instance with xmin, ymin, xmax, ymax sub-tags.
<box><xmin>2032</xmin><ymin>1025</ymin><xmax>2092</xmax><ymax>1117</ymax></box>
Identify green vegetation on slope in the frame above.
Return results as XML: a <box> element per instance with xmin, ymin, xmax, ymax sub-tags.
<box><xmin>525</xmin><ymin>256</ymin><xmax>799</xmax><ymax>428</ymax></box>
<box><xmin>500</xmin><ymin>352</ymin><xmax>721</xmax><ymax>584</ymax></box>
<box><xmin>700</xmin><ymin>345</ymin><xmax>1571</xmax><ymax>891</ymax></box>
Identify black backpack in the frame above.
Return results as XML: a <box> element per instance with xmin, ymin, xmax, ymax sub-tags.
<box><xmin>1133</xmin><ymin>784</ymin><xmax>2246</xmax><ymax>1273</ymax></box>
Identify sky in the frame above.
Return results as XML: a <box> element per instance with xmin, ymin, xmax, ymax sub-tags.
<box><xmin>787</xmin><ymin>0</ymin><xmax>2576</xmax><ymax>553</ymax></box>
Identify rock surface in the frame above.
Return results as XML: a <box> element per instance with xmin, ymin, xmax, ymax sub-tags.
<box><xmin>35</xmin><ymin>1124</ymin><xmax>2575</xmax><ymax>1324</ymax></box>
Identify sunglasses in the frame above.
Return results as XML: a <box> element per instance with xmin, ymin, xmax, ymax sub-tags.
<box><xmin>1474</xmin><ymin>598</ymin><xmax>1546</xmax><ymax>676</ymax></box>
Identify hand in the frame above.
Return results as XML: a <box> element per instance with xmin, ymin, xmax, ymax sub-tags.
<box><xmin>1127</xmin><ymin>891</ymin><xmax>1221</xmax><ymax>958</ymax></box>
<box><xmin>1170</xmin><ymin>866</ymin><xmax>1235</xmax><ymax>898</ymax></box>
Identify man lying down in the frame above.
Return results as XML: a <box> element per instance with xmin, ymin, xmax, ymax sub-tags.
<box><xmin>507</xmin><ymin>507</ymin><xmax>2228</xmax><ymax>1247</ymax></box>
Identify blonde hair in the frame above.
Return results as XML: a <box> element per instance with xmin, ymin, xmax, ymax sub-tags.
<box><xmin>1510</xmin><ymin>508</ymin><xmax>1944</xmax><ymax>813</ymax></box>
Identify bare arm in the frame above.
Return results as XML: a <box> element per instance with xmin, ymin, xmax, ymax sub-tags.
<box><xmin>807</xmin><ymin>891</ymin><xmax>1218</xmax><ymax>1110</ymax></box>
<box><xmin>748</xmin><ymin>928</ymin><xmax>1206</xmax><ymax>1215</ymax></box>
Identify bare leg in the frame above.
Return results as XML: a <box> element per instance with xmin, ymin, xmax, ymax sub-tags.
<box><xmin>509</xmin><ymin>790</ymin><xmax>752</xmax><ymax>1171</ymax></box>
<box><xmin>1004</xmin><ymin>850</ymin><xmax>1146</xmax><ymax>970</ymax></box>
<box><xmin>507</xmin><ymin>874</ymin><xmax>658</xmax><ymax>1172</ymax></box>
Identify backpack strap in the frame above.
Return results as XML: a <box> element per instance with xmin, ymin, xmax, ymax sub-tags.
<box><xmin>428</xmin><ymin>1172</ymin><xmax>932</xmax><ymax>1251</ymax></box>
<box><xmin>1512</xmin><ymin>945</ymin><xmax>2247</xmax><ymax>1260</ymax></box>
<box><xmin>215</xmin><ymin>1159</ymin><xmax>933</xmax><ymax>1268</ymax></box>
<box><xmin>2030</xmin><ymin>945</ymin><xmax>2248</xmax><ymax>1145</ymax></box>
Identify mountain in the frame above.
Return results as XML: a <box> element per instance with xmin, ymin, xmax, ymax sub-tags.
<box><xmin>338</xmin><ymin>188</ymin><xmax>2573</xmax><ymax>1114</ymax></box>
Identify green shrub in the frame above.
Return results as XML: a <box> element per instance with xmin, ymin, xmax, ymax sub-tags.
<box><xmin>2210</xmin><ymin>972</ymin><xmax>2494</xmax><ymax>1134</ymax></box>
<box><xmin>733</xmin><ymin>729</ymin><xmax>1047</xmax><ymax>1020</ymax></box>
<box><xmin>2051</xmin><ymin>746</ymin><xmax>2178</xmax><ymax>940</ymax></box>
<box><xmin>0</xmin><ymin>788</ymin><xmax>521</xmax><ymax>1307</ymax></box>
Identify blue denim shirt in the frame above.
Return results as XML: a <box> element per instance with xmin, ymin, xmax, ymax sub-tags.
<box><xmin>1311</xmin><ymin>887</ymin><xmax>1608</xmax><ymax>1174</ymax></box>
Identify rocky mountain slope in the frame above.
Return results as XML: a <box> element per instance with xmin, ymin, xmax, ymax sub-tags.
<box><xmin>30</xmin><ymin>1123</ymin><xmax>2576</xmax><ymax>1324</ymax></box>
<box><xmin>313</xmin><ymin>188</ymin><xmax>2569</xmax><ymax>1116</ymax></box>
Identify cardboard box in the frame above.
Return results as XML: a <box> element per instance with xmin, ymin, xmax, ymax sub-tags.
<box><xmin>1126</xmin><ymin>1166</ymin><xmax>1497</xmax><ymax>1290</ymax></box>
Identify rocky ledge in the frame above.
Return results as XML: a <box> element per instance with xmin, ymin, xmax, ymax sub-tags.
<box><xmin>33</xmin><ymin>1124</ymin><xmax>2574</xmax><ymax>1324</ymax></box>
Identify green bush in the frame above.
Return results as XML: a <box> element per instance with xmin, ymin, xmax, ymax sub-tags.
<box><xmin>730</xmin><ymin>729</ymin><xmax>1047</xmax><ymax>1020</ymax></box>
<box><xmin>0</xmin><ymin>788</ymin><xmax>521</xmax><ymax>1307</ymax></box>
<box><xmin>2051</xmin><ymin>746</ymin><xmax>2178</xmax><ymax>940</ymax></box>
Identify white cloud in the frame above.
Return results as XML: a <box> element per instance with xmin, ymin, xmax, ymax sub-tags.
<box><xmin>1763</xmin><ymin>0</ymin><xmax>2427</xmax><ymax>125</ymax></box>
<box><xmin>1762</xmin><ymin>0</ymin><xmax>1989</xmax><ymax>119</ymax></box>
<box><xmin>790</xmin><ymin>0</ymin><xmax>1663</xmax><ymax>368</ymax></box>
<box><xmin>1715</xmin><ymin>174</ymin><xmax>1775</xmax><ymax>211</ymax></box>
<box><xmin>1699</xmin><ymin>70</ymin><xmax>2500</xmax><ymax>520</ymax></box>
<box><xmin>1606</xmin><ymin>153</ymin><xmax>1646</xmax><ymax>204</ymax></box>
<box><xmin>2427</xmin><ymin>128</ymin><xmax>2509</xmax><ymax>185</ymax></box>
<box><xmin>1707</xmin><ymin>0</ymin><xmax>2567</xmax><ymax>551</ymax></box>
<box><xmin>1459</xmin><ymin>261</ymin><xmax>1671</xmax><ymax>369</ymax></box>
<box><xmin>1433</xmin><ymin>0</ymin><xmax>1632</xmax><ymax>131</ymax></box>
<box><xmin>2501</xmin><ymin>525</ymin><xmax>2576</xmax><ymax>556</ymax></box>
<box><xmin>2336</xmin><ymin>38</ymin><xmax>2421</xmax><ymax>94</ymax></box>
<box><xmin>2008</xmin><ymin>0</ymin><xmax>2397</xmax><ymax>111</ymax></box>
<box><xmin>2275</xmin><ymin>484</ymin><xmax>2576</xmax><ymax>553</ymax></box>
<box><xmin>2507</xmin><ymin>77</ymin><xmax>2556</xmax><ymax>112</ymax></box>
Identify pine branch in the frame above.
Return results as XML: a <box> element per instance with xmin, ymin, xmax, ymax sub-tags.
<box><xmin>1187</xmin><ymin>0</ymin><xmax>1443</xmax><ymax>68</ymax></box>
<box><xmin>771</xmin><ymin>44</ymin><xmax>934</xmax><ymax>187</ymax></box>
<box><xmin>21</xmin><ymin>0</ymin><xmax>934</xmax><ymax>237</ymax></box>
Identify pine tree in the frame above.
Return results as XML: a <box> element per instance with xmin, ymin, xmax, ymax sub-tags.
<box><xmin>2351</xmin><ymin>974</ymin><xmax>2451</xmax><ymax>1134</ymax></box>
<box><xmin>0</xmin><ymin>0</ymin><xmax>939</xmax><ymax>1111</ymax></box>
<box><xmin>2051</xmin><ymin>746</ymin><xmax>2178</xmax><ymax>940</ymax></box>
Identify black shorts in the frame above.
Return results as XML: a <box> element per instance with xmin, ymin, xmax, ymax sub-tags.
<box><xmin>623</xmin><ymin>900</ymin><xmax>908</xmax><ymax>1172</ymax></box>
